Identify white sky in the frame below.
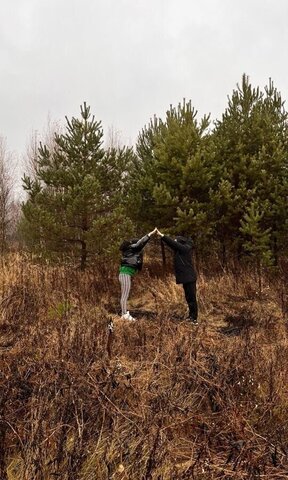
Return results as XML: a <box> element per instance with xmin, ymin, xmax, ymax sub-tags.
<box><xmin>1</xmin><ymin>0</ymin><xmax>288</xmax><ymax>163</ymax></box>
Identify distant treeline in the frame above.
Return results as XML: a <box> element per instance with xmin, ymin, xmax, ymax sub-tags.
<box><xmin>17</xmin><ymin>74</ymin><xmax>288</xmax><ymax>269</ymax></box>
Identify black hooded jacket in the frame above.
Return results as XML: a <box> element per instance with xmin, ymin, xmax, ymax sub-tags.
<box><xmin>120</xmin><ymin>235</ymin><xmax>150</xmax><ymax>271</ymax></box>
<box><xmin>162</xmin><ymin>235</ymin><xmax>197</xmax><ymax>284</ymax></box>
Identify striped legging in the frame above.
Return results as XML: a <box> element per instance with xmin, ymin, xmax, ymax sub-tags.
<box><xmin>119</xmin><ymin>273</ymin><xmax>132</xmax><ymax>315</ymax></box>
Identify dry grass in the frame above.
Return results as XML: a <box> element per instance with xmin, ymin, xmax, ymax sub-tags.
<box><xmin>0</xmin><ymin>254</ymin><xmax>287</xmax><ymax>479</ymax></box>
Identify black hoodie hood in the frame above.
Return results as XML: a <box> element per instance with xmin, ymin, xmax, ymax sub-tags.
<box><xmin>176</xmin><ymin>236</ymin><xmax>193</xmax><ymax>246</ymax></box>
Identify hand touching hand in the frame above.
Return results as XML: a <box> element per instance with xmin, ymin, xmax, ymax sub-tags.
<box><xmin>156</xmin><ymin>228</ymin><xmax>164</xmax><ymax>237</ymax></box>
<box><xmin>148</xmin><ymin>227</ymin><xmax>157</xmax><ymax>237</ymax></box>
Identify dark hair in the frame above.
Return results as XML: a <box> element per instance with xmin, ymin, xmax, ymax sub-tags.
<box><xmin>119</xmin><ymin>240</ymin><xmax>131</xmax><ymax>252</ymax></box>
<box><xmin>120</xmin><ymin>237</ymin><xmax>140</xmax><ymax>252</ymax></box>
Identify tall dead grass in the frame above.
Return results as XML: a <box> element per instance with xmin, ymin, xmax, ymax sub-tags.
<box><xmin>0</xmin><ymin>254</ymin><xmax>287</xmax><ymax>479</ymax></box>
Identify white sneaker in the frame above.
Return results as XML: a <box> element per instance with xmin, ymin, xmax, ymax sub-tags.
<box><xmin>121</xmin><ymin>311</ymin><xmax>135</xmax><ymax>321</ymax></box>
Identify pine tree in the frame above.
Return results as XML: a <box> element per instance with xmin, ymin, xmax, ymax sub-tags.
<box><xmin>22</xmin><ymin>103</ymin><xmax>135</xmax><ymax>268</ymax></box>
<box><xmin>210</xmin><ymin>74</ymin><xmax>288</xmax><ymax>263</ymax></box>
<box><xmin>240</xmin><ymin>200</ymin><xmax>272</xmax><ymax>291</ymax></box>
<box><xmin>132</xmin><ymin>100</ymin><xmax>212</xmax><ymax>246</ymax></box>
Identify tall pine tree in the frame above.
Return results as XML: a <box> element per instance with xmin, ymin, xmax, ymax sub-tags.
<box><xmin>132</xmin><ymin>99</ymin><xmax>212</xmax><ymax>246</ymax></box>
<box><xmin>22</xmin><ymin>103</ymin><xmax>135</xmax><ymax>268</ymax></box>
<box><xmin>210</xmin><ymin>74</ymin><xmax>288</xmax><ymax>263</ymax></box>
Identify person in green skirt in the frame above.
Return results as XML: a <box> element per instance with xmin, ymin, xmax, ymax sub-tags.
<box><xmin>119</xmin><ymin>228</ymin><xmax>157</xmax><ymax>320</ymax></box>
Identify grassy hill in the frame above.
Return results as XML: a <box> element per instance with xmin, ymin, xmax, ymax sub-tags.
<box><xmin>0</xmin><ymin>255</ymin><xmax>287</xmax><ymax>479</ymax></box>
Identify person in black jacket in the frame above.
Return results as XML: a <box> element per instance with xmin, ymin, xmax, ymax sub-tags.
<box><xmin>119</xmin><ymin>228</ymin><xmax>157</xmax><ymax>321</ymax></box>
<box><xmin>156</xmin><ymin>229</ymin><xmax>198</xmax><ymax>324</ymax></box>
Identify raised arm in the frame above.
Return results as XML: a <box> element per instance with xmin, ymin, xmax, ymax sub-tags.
<box><xmin>130</xmin><ymin>228</ymin><xmax>157</xmax><ymax>250</ymax></box>
<box><xmin>156</xmin><ymin>229</ymin><xmax>191</xmax><ymax>253</ymax></box>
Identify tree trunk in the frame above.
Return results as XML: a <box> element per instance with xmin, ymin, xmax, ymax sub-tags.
<box><xmin>221</xmin><ymin>240</ymin><xmax>226</xmax><ymax>268</ymax></box>
<box><xmin>160</xmin><ymin>239</ymin><xmax>166</xmax><ymax>270</ymax></box>
<box><xmin>80</xmin><ymin>240</ymin><xmax>87</xmax><ymax>270</ymax></box>
<box><xmin>0</xmin><ymin>423</ymin><xmax>8</xmax><ymax>480</ymax></box>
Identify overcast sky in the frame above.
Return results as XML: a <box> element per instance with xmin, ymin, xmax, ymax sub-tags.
<box><xmin>1</xmin><ymin>0</ymin><xmax>288</xmax><ymax>163</ymax></box>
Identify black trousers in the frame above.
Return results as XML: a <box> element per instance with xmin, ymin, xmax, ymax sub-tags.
<box><xmin>182</xmin><ymin>281</ymin><xmax>198</xmax><ymax>320</ymax></box>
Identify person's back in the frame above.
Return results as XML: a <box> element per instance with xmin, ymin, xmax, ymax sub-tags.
<box><xmin>158</xmin><ymin>231</ymin><xmax>198</xmax><ymax>324</ymax></box>
<box><xmin>120</xmin><ymin>238</ymin><xmax>145</xmax><ymax>271</ymax></box>
<box><xmin>169</xmin><ymin>236</ymin><xmax>197</xmax><ymax>285</ymax></box>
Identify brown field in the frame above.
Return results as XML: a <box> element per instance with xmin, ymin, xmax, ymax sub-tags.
<box><xmin>0</xmin><ymin>254</ymin><xmax>287</xmax><ymax>479</ymax></box>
